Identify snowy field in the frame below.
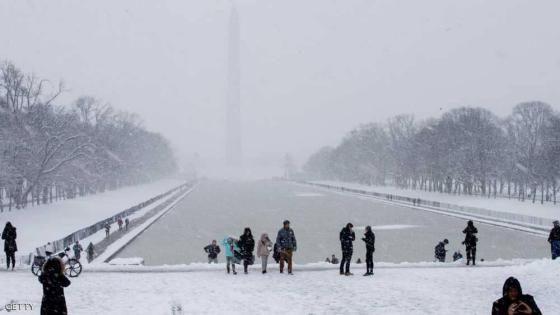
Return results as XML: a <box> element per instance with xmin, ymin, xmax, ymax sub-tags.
<box><xmin>3</xmin><ymin>260</ymin><xmax>559</xmax><ymax>314</ymax></box>
<box><xmin>115</xmin><ymin>180</ymin><xmax>549</xmax><ymax>265</ymax></box>
<box><xmin>314</xmin><ymin>181</ymin><xmax>560</xmax><ymax>221</ymax></box>
<box><xmin>0</xmin><ymin>178</ymin><xmax>185</xmax><ymax>253</ymax></box>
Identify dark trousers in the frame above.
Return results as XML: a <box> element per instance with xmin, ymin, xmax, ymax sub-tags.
<box><xmin>551</xmin><ymin>240</ymin><xmax>560</xmax><ymax>260</ymax></box>
<box><xmin>365</xmin><ymin>249</ymin><xmax>374</xmax><ymax>272</ymax></box>
<box><xmin>340</xmin><ymin>251</ymin><xmax>352</xmax><ymax>273</ymax></box>
<box><xmin>6</xmin><ymin>251</ymin><xmax>15</xmax><ymax>269</ymax></box>
<box><xmin>466</xmin><ymin>245</ymin><xmax>476</xmax><ymax>264</ymax></box>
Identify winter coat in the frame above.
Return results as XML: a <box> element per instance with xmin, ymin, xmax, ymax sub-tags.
<box><xmin>72</xmin><ymin>244</ymin><xmax>83</xmax><ymax>254</ymax></box>
<box><xmin>39</xmin><ymin>259</ymin><xmax>71</xmax><ymax>315</ymax></box>
<box><xmin>276</xmin><ymin>228</ymin><xmax>297</xmax><ymax>251</ymax></box>
<box><xmin>549</xmin><ymin>226</ymin><xmax>560</xmax><ymax>242</ymax></box>
<box><xmin>339</xmin><ymin>227</ymin><xmax>355</xmax><ymax>253</ymax></box>
<box><xmin>222</xmin><ymin>238</ymin><xmax>240</xmax><ymax>258</ymax></box>
<box><xmin>434</xmin><ymin>242</ymin><xmax>447</xmax><ymax>259</ymax></box>
<box><xmin>2</xmin><ymin>225</ymin><xmax>17</xmax><ymax>253</ymax></box>
<box><xmin>204</xmin><ymin>244</ymin><xmax>221</xmax><ymax>259</ymax></box>
<box><xmin>362</xmin><ymin>230</ymin><xmax>375</xmax><ymax>252</ymax></box>
<box><xmin>463</xmin><ymin>225</ymin><xmax>478</xmax><ymax>246</ymax></box>
<box><xmin>257</xmin><ymin>234</ymin><xmax>273</xmax><ymax>258</ymax></box>
<box><xmin>491</xmin><ymin>277</ymin><xmax>541</xmax><ymax>315</ymax></box>
<box><xmin>238</xmin><ymin>234</ymin><xmax>255</xmax><ymax>259</ymax></box>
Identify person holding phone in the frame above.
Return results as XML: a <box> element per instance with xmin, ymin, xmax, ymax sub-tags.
<box><xmin>492</xmin><ymin>277</ymin><xmax>541</xmax><ymax>315</ymax></box>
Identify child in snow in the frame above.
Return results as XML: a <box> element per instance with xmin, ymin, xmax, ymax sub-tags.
<box><xmin>256</xmin><ymin>233</ymin><xmax>273</xmax><ymax>274</ymax></box>
<box><xmin>222</xmin><ymin>237</ymin><xmax>239</xmax><ymax>275</ymax></box>
<box><xmin>204</xmin><ymin>240</ymin><xmax>221</xmax><ymax>264</ymax></box>
<box><xmin>39</xmin><ymin>257</ymin><xmax>71</xmax><ymax>315</ymax></box>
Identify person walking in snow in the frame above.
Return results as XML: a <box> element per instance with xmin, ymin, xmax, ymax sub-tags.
<box><xmin>361</xmin><ymin>225</ymin><xmax>375</xmax><ymax>276</ymax></box>
<box><xmin>2</xmin><ymin>222</ymin><xmax>17</xmax><ymax>270</ymax></box>
<box><xmin>39</xmin><ymin>257</ymin><xmax>71</xmax><ymax>315</ymax></box>
<box><xmin>222</xmin><ymin>237</ymin><xmax>239</xmax><ymax>275</ymax></box>
<box><xmin>104</xmin><ymin>222</ymin><xmax>111</xmax><ymax>238</ymax></box>
<box><xmin>434</xmin><ymin>239</ymin><xmax>449</xmax><ymax>262</ymax></box>
<box><xmin>86</xmin><ymin>242</ymin><xmax>95</xmax><ymax>263</ymax></box>
<box><xmin>463</xmin><ymin>220</ymin><xmax>478</xmax><ymax>265</ymax></box>
<box><xmin>125</xmin><ymin>218</ymin><xmax>130</xmax><ymax>231</ymax></box>
<box><xmin>276</xmin><ymin>220</ymin><xmax>297</xmax><ymax>274</ymax></box>
<box><xmin>117</xmin><ymin>217</ymin><xmax>123</xmax><ymax>231</ymax></box>
<box><xmin>339</xmin><ymin>223</ymin><xmax>355</xmax><ymax>276</ymax></box>
<box><xmin>492</xmin><ymin>277</ymin><xmax>541</xmax><ymax>315</ymax></box>
<box><xmin>72</xmin><ymin>241</ymin><xmax>83</xmax><ymax>261</ymax></box>
<box><xmin>548</xmin><ymin>220</ymin><xmax>560</xmax><ymax>260</ymax></box>
<box><xmin>204</xmin><ymin>240</ymin><xmax>221</xmax><ymax>263</ymax></box>
<box><xmin>257</xmin><ymin>233</ymin><xmax>273</xmax><ymax>274</ymax></box>
<box><xmin>238</xmin><ymin>228</ymin><xmax>255</xmax><ymax>274</ymax></box>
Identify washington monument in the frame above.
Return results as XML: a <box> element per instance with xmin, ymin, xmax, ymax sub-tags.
<box><xmin>225</xmin><ymin>3</ymin><xmax>242</xmax><ymax>166</ymax></box>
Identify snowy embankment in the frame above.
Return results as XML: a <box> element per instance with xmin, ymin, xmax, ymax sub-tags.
<box><xmin>4</xmin><ymin>259</ymin><xmax>559</xmax><ymax>314</ymax></box>
<box><xmin>309</xmin><ymin>181</ymin><xmax>559</xmax><ymax>231</ymax></box>
<box><xmin>0</xmin><ymin>178</ymin><xmax>185</xmax><ymax>254</ymax></box>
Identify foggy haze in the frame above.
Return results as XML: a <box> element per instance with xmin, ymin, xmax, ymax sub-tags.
<box><xmin>1</xmin><ymin>0</ymin><xmax>559</xmax><ymax>174</ymax></box>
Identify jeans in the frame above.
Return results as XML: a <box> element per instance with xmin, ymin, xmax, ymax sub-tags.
<box><xmin>226</xmin><ymin>256</ymin><xmax>236</xmax><ymax>273</ymax></box>
<box><xmin>261</xmin><ymin>255</ymin><xmax>268</xmax><ymax>271</ymax></box>
<box><xmin>466</xmin><ymin>245</ymin><xmax>476</xmax><ymax>264</ymax></box>
<box><xmin>340</xmin><ymin>251</ymin><xmax>352</xmax><ymax>274</ymax></box>
<box><xmin>5</xmin><ymin>252</ymin><xmax>15</xmax><ymax>269</ymax></box>
<box><xmin>365</xmin><ymin>249</ymin><xmax>374</xmax><ymax>272</ymax></box>
<box><xmin>552</xmin><ymin>240</ymin><xmax>560</xmax><ymax>260</ymax></box>
<box><xmin>279</xmin><ymin>249</ymin><xmax>293</xmax><ymax>273</ymax></box>
<box><xmin>208</xmin><ymin>257</ymin><xmax>218</xmax><ymax>264</ymax></box>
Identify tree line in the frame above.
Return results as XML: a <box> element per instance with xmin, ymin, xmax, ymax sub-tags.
<box><xmin>0</xmin><ymin>61</ymin><xmax>177</xmax><ymax>211</ymax></box>
<box><xmin>304</xmin><ymin>102</ymin><xmax>560</xmax><ymax>204</ymax></box>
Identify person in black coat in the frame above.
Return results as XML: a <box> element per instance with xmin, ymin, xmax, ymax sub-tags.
<box><xmin>548</xmin><ymin>220</ymin><xmax>560</xmax><ymax>260</ymax></box>
<box><xmin>361</xmin><ymin>225</ymin><xmax>375</xmax><ymax>276</ymax></box>
<box><xmin>434</xmin><ymin>239</ymin><xmax>449</xmax><ymax>262</ymax></box>
<box><xmin>463</xmin><ymin>220</ymin><xmax>478</xmax><ymax>265</ymax></box>
<box><xmin>339</xmin><ymin>223</ymin><xmax>355</xmax><ymax>276</ymax></box>
<box><xmin>2</xmin><ymin>222</ymin><xmax>17</xmax><ymax>270</ymax></box>
<box><xmin>204</xmin><ymin>240</ymin><xmax>221</xmax><ymax>263</ymax></box>
<box><xmin>492</xmin><ymin>277</ymin><xmax>541</xmax><ymax>315</ymax></box>
<box><xmin>238</xmin><ymin>227</ymin><xmax>255</xmax><ymax>274</ymax></box>
<box><xmin>39</xmin><ymin>257</ymin><xmax>71</xmax><ymax>315</ymax></box>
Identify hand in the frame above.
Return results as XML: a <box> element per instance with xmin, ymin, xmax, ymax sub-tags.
<box><xmin>508</xmin><ymin>303</ymin><xmax>518</xmax><ymax>315</ymax></box>
<box><xmin>516</xmin><ymin>301</ymin><xmax>533</xmax><ymax>314</ymax></box>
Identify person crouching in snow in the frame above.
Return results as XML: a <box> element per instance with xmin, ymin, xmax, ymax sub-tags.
<box><xmin>222</xmin><ymin>237</ymin><xmax>239</xmax><ymax>275</ymax></box>
<box><xmin>434</xmin><ymin>239</ymin><xmax>449</xmax><ymax>262</ymax></box>
<box><xmin>492</xmin><ymin>277</ymin><xmax>541</xmax><ymax>315</ymax></box>
<box><xmin>257</xmin><ymin>233</ymin><xmax>273</xmax><ymax>274</ymax></box>
<box><xmin>39</xmin><ymin>257</ymin><xmax>71</xmax><ymax>315</ymax></box>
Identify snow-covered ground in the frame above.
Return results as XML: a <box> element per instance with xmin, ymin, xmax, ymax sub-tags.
<box><xmin>0</xmin><ymin>178</ymin><xmax>185</xmax><ymax>254</ymax></box>
<box><xmin>313</xmin><ymin>181</ymin><xmax>560</xmax><ymax>221</ymax></box>
<box><xmin>3</xmin><ymin>259</ymin><xmax>559</xmax><ymax>314</ymax></box>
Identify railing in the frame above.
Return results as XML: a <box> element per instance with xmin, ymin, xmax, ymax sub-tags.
<box><xmin>0</xmin><ymin>182</ymin><xmax>192</xmax><ymax>266</ymax></box>
<box><xmin>303</xmin><ymin>181</ymin><xmax>554</xmax><ymax>231</ymax></box>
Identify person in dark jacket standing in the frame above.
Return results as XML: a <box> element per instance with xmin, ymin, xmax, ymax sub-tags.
<box><xmin>491</xmin><ymin>277</ymin><xmax>541</xmax><ymax>315</ymax></box>
<box><xmin>434</xmin><ymin>239</ymin><xmax>449</xmax><ymax>262</ymax></box>
<box><xmin>39</xmin><ymin>257</ymin><xmax>71</xmax><ymax>315</ymax></box>
<box><xmin>462</xmin><ymin>220</ymin><xmax>478</xmax><ymax>265</ymax></box>
<box><xmin>72</xmin><ymin>241</ymin><xmax>83</xmax><ymax>261</ymax></box>
<box><xmin>2</xmin><ymin>222</ymin><xmax>17</xmax><ymax>270</ymax></box>
<box><xmin>86</xmin><ymin>242</ymin><xmax>95</xmax><ymax>263</ymax></box>
<box><xmin>204</xmin><ymin>240</ymin><xmax>221</xmax><ymax>263</ymax></box>
<box><xmin>238</xmin><ymin>228</ymin><xmax>255</xmax><ymax>274</ymax></box>
<box><xmin>276</xmin><ymin>220</ymin><xmax>297</xmax><ymax>274</ymax></box>
<box><xmin>548</xmin><ymin>220</ymin><xmax>560</xmax><ymax>260</ymax></box>
<box><xmin>339</xmin><ymin>223</ymin><xmax>355</xmax><ymax>276</ymax></box>
<box><xmin>361</xmin><ymin>225</ymin><xmax>375</xmax><ymax>276</ymax></box>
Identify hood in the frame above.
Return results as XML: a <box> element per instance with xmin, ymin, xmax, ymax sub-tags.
<box><xmin>260</xmin><ymin>233</ymin><xmax>269</xmax><ymax>241</ymax></box>
<box><xmin>502</xmin><ymin>277</ymin><xmax>522</xmax><ymax>296</ymax></box>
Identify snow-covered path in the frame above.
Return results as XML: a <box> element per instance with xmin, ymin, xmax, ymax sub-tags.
<box><xmin>3</xmin><ymin>260</ymin><xmax>559</xmax><ymax>314</ymax></box>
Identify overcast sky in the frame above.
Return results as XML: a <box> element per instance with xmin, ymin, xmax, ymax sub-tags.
<box><xmin>1</xmin><ymin>0</ymin><xmax>559</xmax><ymax>171</ymax></box>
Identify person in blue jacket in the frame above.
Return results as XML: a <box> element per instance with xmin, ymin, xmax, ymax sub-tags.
<box><xmin>222</xmin><ymin>237</ymin><xmax>239</xmax><ymax>275</ymax></box>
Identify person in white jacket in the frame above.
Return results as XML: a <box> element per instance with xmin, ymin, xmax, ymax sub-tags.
<box><xmin>256</xmin><ymin>233</ymin><xmax>273</xmax><ymax>274</ymax></box>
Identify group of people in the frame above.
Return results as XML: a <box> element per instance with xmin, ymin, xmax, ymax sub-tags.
<box><xmin>338</xmin><ymin>223</ymin><xmax>376</xmax><ymax>276</ymax></box>
<box><xmin>104</xmin><ymin>217</ymin><xmax>130</xmax><ymax>238</ymax></box>
<box><xmin>435</xmin><ymin>220</ymin><xmax>479</xmax><ymax>264</ymax></box>
<box><xmin>204</xmin><ymin>220</ymin><xmax>297</xmax><ymax>275</ymax></box>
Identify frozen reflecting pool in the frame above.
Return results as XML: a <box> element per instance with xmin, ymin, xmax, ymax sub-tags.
<box><xmin>115</xmin><ymin>180</ymin><xmax>549</xmax><ymax>265</ymax></box>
